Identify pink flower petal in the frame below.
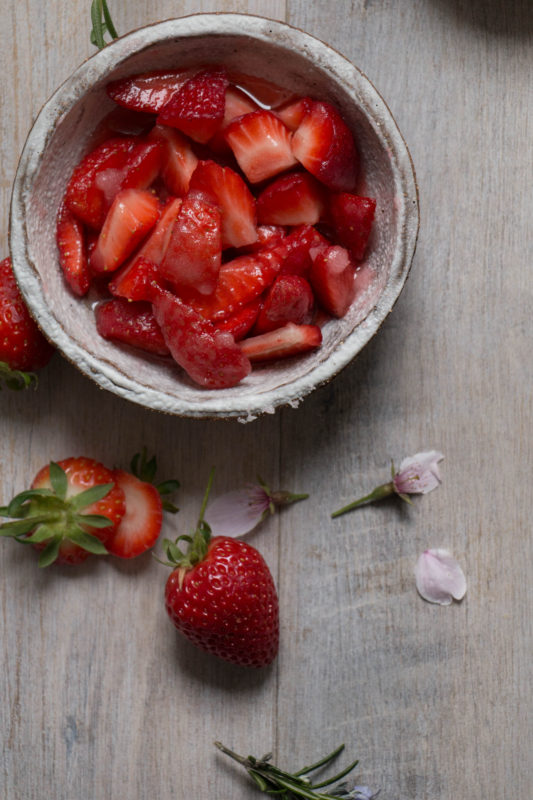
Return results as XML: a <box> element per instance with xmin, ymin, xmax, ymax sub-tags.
<box><xmin>415</xmin><ymin>548</ymin><xmax>467</xmax><ymax>605</ymax></box>
<box><xmin>204</xmin><ymin>486</ymin><xmax>270</xmax><ymax>537</ymax></box>
<box><xmin>394</xmin><ymin>450</ymin><xmax>444</xmax><ymax>494</ymax></box>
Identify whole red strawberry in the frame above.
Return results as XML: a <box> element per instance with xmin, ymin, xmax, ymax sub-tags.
<box><xmin>162</xmin><ymin>472</ymin><xmax>279</xmax><ymax>668</ymax></box>
<box><xmin>0</xmin><ymin>257</ymin><xmax>54</xmax><ymax>388</ymax></box>
<box><xmin>0</xmin><ymin>457</ymin><xmax>126</xmax><ymax>566</ymax></box>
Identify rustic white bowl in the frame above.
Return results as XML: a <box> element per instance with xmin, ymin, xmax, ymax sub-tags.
<box><xmin>10</xmin><ymin>13</ymin><xmax>418</xmax><ymax>421</ymax></box>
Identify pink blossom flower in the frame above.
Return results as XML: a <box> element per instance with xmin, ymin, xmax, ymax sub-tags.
<box><xmin>415</xmin><ymin>548</ymin><xmax>467</xmax><ymax>605</ymax></box>
<box><xmin>204</xmin><ymin>479</ymin><xmax>308</xmax><ymax>538</ymax></box>
<box><xmin>331</xmin><ymin>450</ymin><xmax>444</xmax><ymax>518</ymax></box>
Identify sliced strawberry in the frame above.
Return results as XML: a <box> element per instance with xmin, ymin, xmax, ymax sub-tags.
<box><xmin>107</xmin><ymin>68</ymin><xmax>197</xmax><ymax>113</ymax></box>
<box><xmin>56</xmin><ymin>202</ymin><xmax>91</xmax><ymax>296</ymax></box>
<box><xmin>159</xmin><ymin>196</ymin><xmax>222</xmax><ymax>295</ymax></box>
<box><xmin>292</xmin><ymin>101</ymin><xmax>359</xmax><ymax>192</ymax></box>
<box><xmin>151</xmin><ymin>287</ymin><xmax>251</xmax><ymax>388</ymax></box>
<box><xmin>105</xmin><ymin>470</ymin><xmax>163</xmax><ymax>558</ymax></box>
<box><xmin>95</xmin><ymin>298</ymin><xmax>170</xmax><ymax>356</ymax></box>
<box><xmin>272</xmin><ymin>224</ymin><xmax>330</xmax><ymax>277</ymax></box>
<box><xmin>158</xmin><ymin>69</ymin><xmax>229</xmax><ymax>144</ymax></box>
<box><xmin>189</xmin><ymin>160</ymin><xmax>257</xmax><ymax>249</ymax></box>
<box><xmin>90</xmin><ymin>189</ymin><xmax>160</xmax><ymax>274</ymax></box>
<box><xmin>276</xmin><ymin>96</ymin><xmax>313</xmax><ymax>132</ymax></box>
<box><xmin>185</xmin><ymin>249</ymin><xmax>282</xmax><ymax>322</ymax></box>
<box><xmin>329</xmin><ymin>193</ymin><xmax>376</xmax><ymax>260</ymax></box>
<box><xmin>238</xmin><ymin>225</ymin><xmax>286</xmax><ymax>254</ymax></box>
<box><xmin>256</xmin><ymin>172</ymin><xmax>325</xmax><ymax>226</ymax></box>
<box><xmin>208</xmin><ymin>85</ymin><xmax>259</xmax><ymax>152</ymax></box>
<box><xmin>149</xmin><ymin>125</ymin><xmax>198</xmax><ymax>196</ymax></box>
<box><xmin>65</xmin><ymin>137</ymin><xmax>162</xmax><ymax>229</ymax></box>
<box><xmin>254</xmin><ymin>275</ymin><xmax>314</xmax><ymax>334</ymax></box>
<box><xmin>309</xmin><ymin>244</ymin><xmax>356</xmax><ymax>317</ymax></box>
<box><xmin>214</xmin><ymin>298</ymin><xmax>262</xmax><ymax>341</ymax></box>
<box><xmin>109</xmin><ymin>198</ymin><xmax>182</xmax><ymax>299</ymax></box>
<box><xmin>240</xmin><ymin>322</ymin><xmax>322</xmax><ymax>362</ymax></box>
<box><xmin>224</xmin><ymin>110</ymin><xmax>297</xmax><ymax>184</ymax></box>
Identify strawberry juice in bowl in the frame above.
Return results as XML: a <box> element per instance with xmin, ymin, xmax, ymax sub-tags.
<box><xmin>9</xmin><ymin>13</ymin><xmax>419</xmax><ymax>420</ymax></box>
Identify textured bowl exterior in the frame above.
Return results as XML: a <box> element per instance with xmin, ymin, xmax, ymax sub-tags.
<box><xmin>10</xmin><ymin>13</ymin><xmax>418</xmax><ymax>420</ymax></box>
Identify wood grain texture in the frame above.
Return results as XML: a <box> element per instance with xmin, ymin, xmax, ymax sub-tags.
<box><xmin>1</xmin><ymin>1</ymin><xmax>532</xmax><ymax>798</ymax></box>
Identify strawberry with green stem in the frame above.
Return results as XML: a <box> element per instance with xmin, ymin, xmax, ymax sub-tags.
<box><xmin>160</xmin><ymin>469</ymin><xmax>279</xmax><ymax>668</ymax></box>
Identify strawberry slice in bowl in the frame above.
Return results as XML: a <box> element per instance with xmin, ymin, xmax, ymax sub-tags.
<box><xmin>224</xmin><ymin>110</ymin><xmax>298</xmax><ymax>184</ymax></box>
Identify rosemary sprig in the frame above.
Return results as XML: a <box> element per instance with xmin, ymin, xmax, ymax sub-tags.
<box><xmin>214</xmin><ymin>741</ymin><xmax>373</xmax><ymax>799</ymax></box>
<box><xmin>90</xmin><ymin>0</ymin><xmax>119</xmax><ymax>49</ymax></box>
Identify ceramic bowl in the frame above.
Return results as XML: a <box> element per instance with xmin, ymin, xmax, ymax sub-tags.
<box><xmin>10</xmin><ymin>13</ymin><xmax>418</xmax><ymax>421</ymax></box>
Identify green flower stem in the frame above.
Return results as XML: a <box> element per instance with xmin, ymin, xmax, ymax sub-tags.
<box><xmin>331</xmin><ymin>482</ymin><xmax>396</xmax><ymax>518</ymax></box>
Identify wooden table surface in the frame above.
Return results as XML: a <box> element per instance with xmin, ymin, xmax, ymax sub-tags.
<box><xmin>1</xmin><ymin>1</ymin><xmax>532</xmax><ymax>798</ymax></box>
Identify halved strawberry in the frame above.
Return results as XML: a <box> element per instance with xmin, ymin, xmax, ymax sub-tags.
<box><xmin>107</xmin><ymin>68</ymin><xmax>197</xmax><ymax>113</ymax></box>
<box><xmin>105</xmin><ymin>470</ymin><xmax>163</xmax><ymax>558</ymax></box>
<box><xmin>240</xmin><ymin>322</ymin><xmax>322</xmax><ymax>362</ymax></box>
<box><xmin>208</xmin><ymin>85</ymin><xmax>259</xmax><ymax>152</ymax></box>
<box><xmin>189</xmin><ymin>160</ymin><xmax>257</xmax><ymax>249</ymax></box>
<box><xmin>276</xmin><ymin>96</ymin><xmax>313</xmax><ymax>131</ymax></box>
<box><xmin>150</xmin><ymin>287</ymin><xmax>251</xmax><ymax>389</ymax></box>
<box><xmin>90</xmin><ymin>189</ymin><xmax>160</xmax><ymax>274</ymax></box>
<box><xmin>254</xmin><ymin>275</ymin><xmax>314</xmax><ymax>334</ymax></box>
<box><xmin>309</xmin><ymin>244</ymin><xmax>356</xmax><ymax>318</ymax></box>
<box><xmin>184</xmin><ymin>249</ymin><xmax>282</xmax><ymax>322</ymax></box>
<box><xmin>238</xmin><ymin>225</ymin><xmax>286</xmax><ymax>254</ymax></box>
<box><xmin>329</xmin><ymin>193</ymin><xmax>376</xmax><ymax>260</ymax></box>
<box><xmin>158</xmin><ymin>69</ymin><xmax>229</xmax><ymax>144</ymax></box>
<box><xmin>56</xmin><ymin>202</ymin><xmax>90</xmax><ymax>296</ymax></box>
<box><xmin>292</xmin><ymin>101</ymin><xmax>359</xmax><ymax>192</ymax></box>
<box><xmin>224</xmin><ymin>110</ymin><xmax>298</xmax><ymax>184</ymax></box>
<box><xmin>65</xmin><ymin>137</ymin><xmax>162</xmax><ymax>229</ymax></box>
<box><xmin>256</xmin><ymin>172</ymin><xmax>325</xmax><ymax>226</ymax></box>
<box><xmin>214</xmin><ymin>298</ymin><xmax>262</xmax><ymax>341</ymax></box>
<box><xmin>109</xmin><ymin>197</ymin><xmax>182</xmax><ymax>299</ymax></box>
<box><xmin>95</xmin><ymin>298</ymin><xmax>170</xmax><ymax>356</ymax></box>
<box><xmin>159</xmin><ymin>195</ymin><xmax>222</xmax><ymax>295</ymax></box>
<box><xmin>149</xmin><ymin>125</ymin><xmax>198</xmax><ymax>196</ymax></box>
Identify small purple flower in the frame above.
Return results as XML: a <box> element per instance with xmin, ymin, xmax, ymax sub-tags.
<box><xmin>331</xmin><ymin>451</ymin><xmax>444</xmax><ymax>518</ymax></box>
<box><xmin>415</xmin><ymin>548</ymin><xmax>467</xmax><ymax>605</ymax></box>
<box><xmin>204</xmin><ymin>479</ymin><xmax>308</xmax><ymax>538</ymax></box>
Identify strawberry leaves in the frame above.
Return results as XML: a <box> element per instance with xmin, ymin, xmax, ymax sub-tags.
<box><xmin>0</xmin><ymin>361</ymin><xmax>38</xmax><ymax>391</ymax></box>
<box><xmin>130</xmin><ymin>447</ymin><xmax>180</xmax><ymax>513</ymax></box>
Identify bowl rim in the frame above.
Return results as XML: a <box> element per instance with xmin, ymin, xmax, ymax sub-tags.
<box><xmin>9</xmin><ymin>12</ymin><xmax>419</xmax><ymax>421</ymax></box>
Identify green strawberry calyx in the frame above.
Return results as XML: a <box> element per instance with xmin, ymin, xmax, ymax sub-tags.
<box><xmin>129</xmin><ymin>447</ymin><xmax>180</xmax><ymax>513</ymax></box>
<box><xmin>0</xmin><ymin>462</ymin><xmax>114</xmax><ymax>567</ymax></box>
<box><xmin>0</xmin><ymin>360</ymin><xmax>38</xmax><ymax>391</ymax></box>
<box><xmin>156</xmin><ymin>468</ymin><xmax>215</xmax><ymax>587</ymax></box>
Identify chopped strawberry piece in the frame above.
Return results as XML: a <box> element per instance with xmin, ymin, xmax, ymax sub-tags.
<box><xmin>106</xmin><ymin>470</ymin><xmax>163</xmax><ymax>558</ymax></box>
<box><xmin>292</xmin><ymin>101</ymin><xmax>359</xmax><ymax>192</ymax></box>
<box><xmin>238</xmin><ymin>225</ymin><xmax>286</xmax><ymax>254</ymax></box>
<box><xmin>108</xmin><ymin>256</ymin><xmax>162</xmax><ymax>303</ymax></box>
<box><xmin>224</xmin><ymin>110</ymin><xmax>298</xmax><ymax>184</ymax></box>
<box><xmin>214</xmin><ymin>298</ymin><xmax>262</xmax><ymax>341</ymax></box>
<box><xmin>270</xmin><ymin>224</ymin><xmax>329</xmax><ymax>277</ymax></box>
<box><xmin>240</xmin><ymin>322</ymin><xmax>322</xmax><ymax>362</ymax></box>
<box><xmin>56</xmin><ymin>202</ymin><xmax>91</xmax><ymax>296</ymax></box>
<box><xmin>65</xmin><ymin>137</ymin><xmax>162</xmax><ymax>229</ymax></box>
<box><xmin>149</xmin><ymin>125</ymin><xmax>198</xmax><ymax>196</ymax></box>
<box><xmin>329</xmin><ymin>193</ymin><xmax>376</xmax><ymax>260</ymax></box>
<box><xmin>256</xmin><ymin>171</ymin><xmax>325</xmax><ymax>226</ymax></box>
<box><xmin>90</xmin><ymin>189</ymin><xmax>160</xmax><ymax>274</ymax></box>
<box><xmin>276</xmin><ymin>96</ymin><xmax>313</xmax><ymax>131</ymax></box>
<box><xmin>107</xmin><ymin>68</ymin><xmax>197</xmax><ymax>113</ymax></box>
<box><xmin>95</xmin><ymin>298</ymin><xmax>170</xmax><ymax>356</ymax></box>
<box><xmin>208</xmin><ymin>85</ymin><xmax>259</xmax><ymax>152</ymax></box>
<box><xmin>159</xmin><ymin>196</ymin><xmax>222</xmax><ymax>295</ymax></box>
<box><xmin>151</xmin><ymin>287</ymin><xmax>251</xmax><ymax>388</ymax></box>
<box><xmin>185</xmin><ymin>249</ymin><xmax>282</xmax><ymax>322</ymax></box>
<box><xmin>254</xmin><ymin>275</ymin><xmax>314</xmax><ymax>334</ymax></box>
<box><xmin>157</xmin><ymin>69</ymin><xmax>229</xmax><ymax>144</ymax></box>
<box><xmin>309</xmin><ymin>244</ymin><xmax>356</xmax><ymax>318</ymax></box>
<box><xmin>189</xmin><ymin>160</ymin><xmax>257</xmax><ymax>249</ymax></box>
